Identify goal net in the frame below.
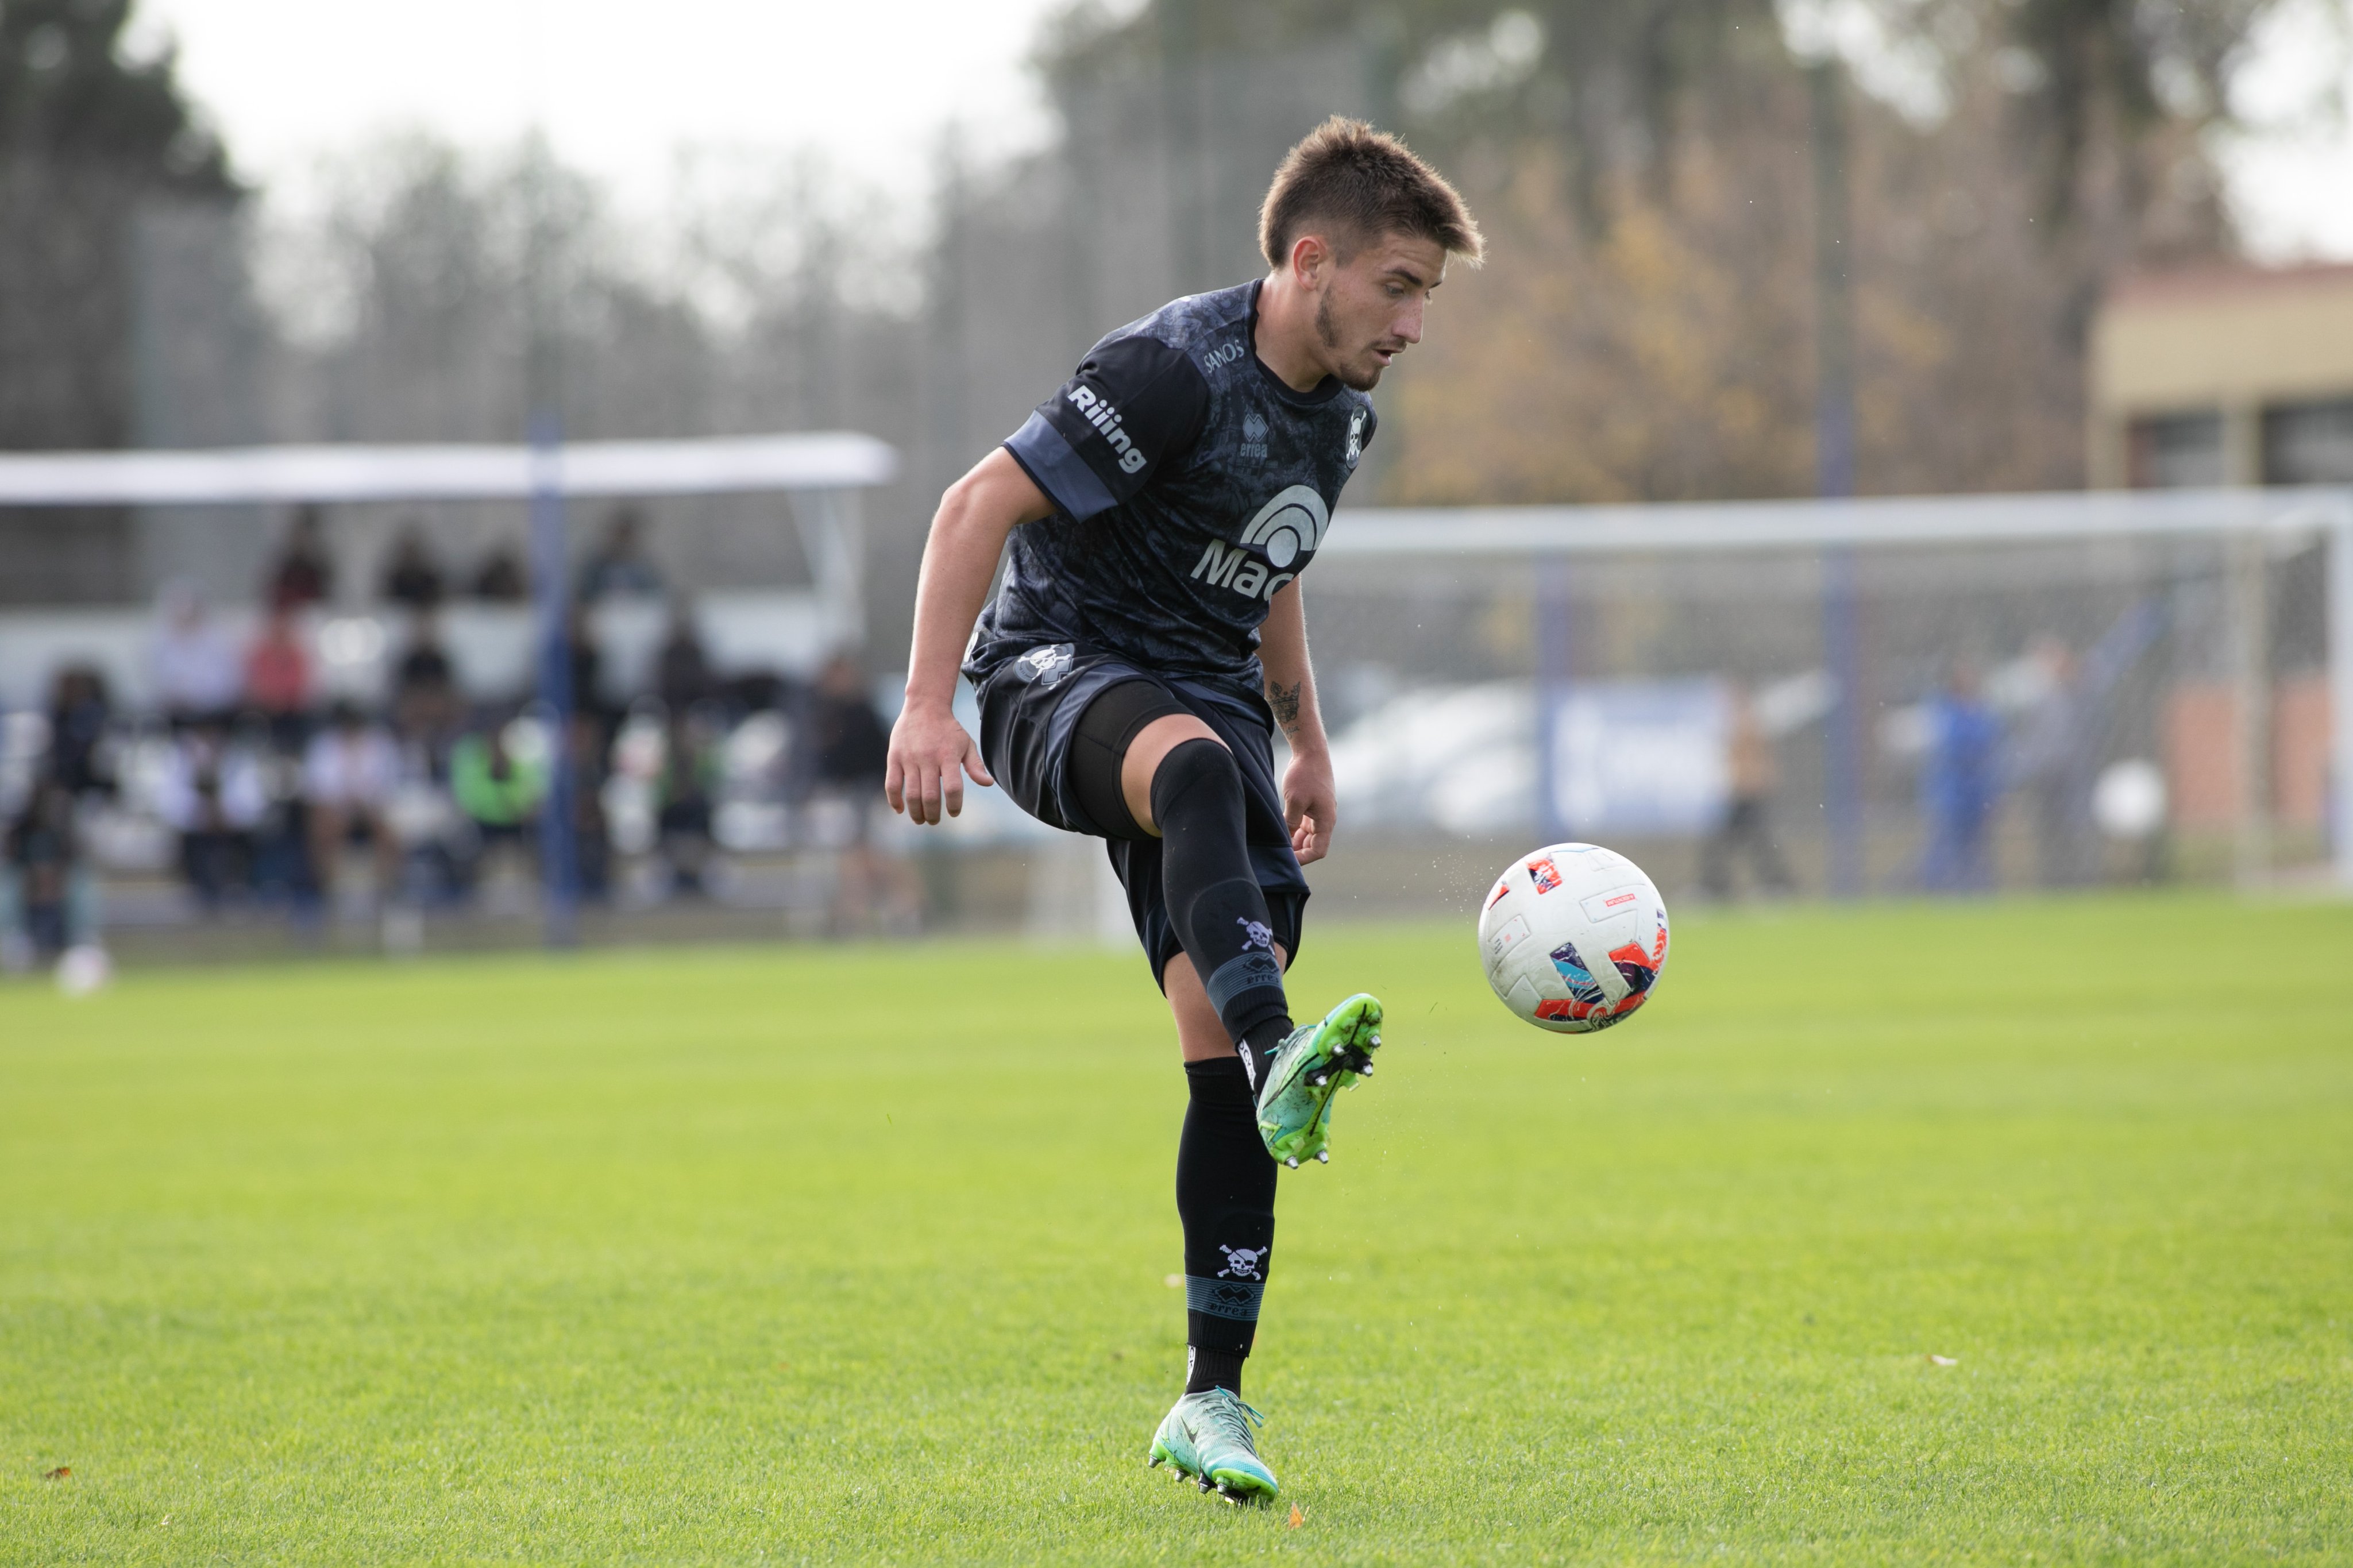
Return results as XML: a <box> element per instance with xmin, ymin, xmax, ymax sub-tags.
<box><xmin>1286</xmin><ymin>486</ymin><xmax>2353</xmax><ymax>919</ymax></box>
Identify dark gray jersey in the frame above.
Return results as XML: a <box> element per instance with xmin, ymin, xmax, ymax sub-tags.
<box><xmin>967</xmin><ymin>280</ymin><xmax>1375</xmax><ymax>702</ymax></box>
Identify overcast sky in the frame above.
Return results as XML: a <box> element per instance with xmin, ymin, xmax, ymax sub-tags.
<box><xmin>134</xmin><ymin>0</ymin><xmax>2352</xmax><ymax>259</ymax></box>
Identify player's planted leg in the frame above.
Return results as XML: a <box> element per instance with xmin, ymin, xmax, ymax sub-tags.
<box><xmin>1255</xmin><ymin>992</ymin><xmax>1384</xmax><ymax>1168</ymax></box>
<box><xmin>1147</xmin><ymin>1387</ymin><xmax>1278</xmax><ymax>1503</ymax></box>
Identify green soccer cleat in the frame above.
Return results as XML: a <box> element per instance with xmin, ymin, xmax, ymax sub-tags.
<box><xmin>1146</xmin><ymin>1388</ymin><xmax>1278</xmax><ymax>1503</ymax></box>
<box><xmin>1255</xmin><ymin>992</ymin><xmax>1383</xmax><ymax>1169</ymax></box>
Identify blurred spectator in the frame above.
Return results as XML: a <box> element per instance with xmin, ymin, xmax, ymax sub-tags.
<box><xmin>267</xmin><ymin>505</ymin><xmax>334</xmax><ymax>612</ymax></box>
<box><xmin>244</xmin><ymin>606</ymin><xmax>314</xmax><ymax>736</ymax></box>
<box><xmin>577</xmin><ymin>507</ymin><xmax>664</xmax><ymax>601</ymax></box>
<box><xmin>303</xmin><ymin>702</ymin><xmax>401</xmax><ymax>903</ymax></box>
<box><xmin>394</xmin><ymin>611</ymin><xmax>459</xmax><ymax>740</ymax></box>
<box><xmin>150</xmin><ymin>584</ymin><xmax>244</xmax><ymax>722</ymax></box>
<box><xmin>381</xmin><ymin>522</ymin><xmax>448</xmax><ymax>609</ymax></box>
<box><xmin>1920</xmin><ymin>665</ymin><xmax>2003</xmax><ymax>893</ymax></box>
<box><xmin>1700</xmin><ymin>682</ymin><xmax>1793</xmax><ymax>899</ymax></box>
<box><xmin>566</xmin><ymin>712</ymin><xmax>612</xmax><ymax>901</ymax></box>
<box><xmin>2009</xmin><ymin>636</ymin><xmax>2093</xmax><ymax>887</ymax></box>
<box><xmin>565</xmin><ymin>604</ymin><xmax>610</xmax><ymax>731</ymax></box>
<box><xmin>805</xmin><ymin>653</ymin><xmax>918</xmax><ymax>934</ymax></box>
<box><xmin>472</xmin><ymin>543</ymin><xmax>527</xmax><ymax>601</ymax></box>
<box><xmin>656</xmin><ymin>709</ymin><xmax>721</xmax><ymax>895</ymax></box>
<box><xmin>656</xmin><ymin>606</ymin><xmax>715</xmax><ymax>712</ymax></box>
<box><xmin>450</xmin><ymin>721</ymin><xmax>548</xmax><ymax>851</ymax></box>
<box><xmin>45</xmin><ymin>666</ymin><xmax>114</xmax><ymax>797</ymax></box>
<box><xmin>3</xmin><ymin>774</ymin><xmax>94</xmax><ymax>965</ymax></box>
<box><xmin>155</xmin><ymin>719</ymin><xmax>269</xmax><ymax>906</ymax></box>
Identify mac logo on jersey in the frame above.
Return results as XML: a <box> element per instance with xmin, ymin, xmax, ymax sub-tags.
<box><xmin>1188</xmin><ymin>484</ymin><xmax>1329</xmax><ymax>603</ymax></box>
<box><xmin>1239</xmin><ymin>485</ymin><xmax>1329</xmax><ymax>569</ymax></box>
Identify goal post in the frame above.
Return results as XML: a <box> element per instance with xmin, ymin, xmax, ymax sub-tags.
<box><xmin>1317</xmin><ymin>486</ymin><xmax>2353</xmax><ymax>894</ymax></box>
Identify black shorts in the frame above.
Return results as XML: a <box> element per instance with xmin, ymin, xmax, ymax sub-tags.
<box><xmin>975</xmin><ymin>642</ymin><xmax>1306</xmax><ymax>990</ymax></box>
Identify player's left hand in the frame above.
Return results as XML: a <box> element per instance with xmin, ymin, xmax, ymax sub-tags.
<box><xmin>1282</xmin><ymin>748</ymin><xmax>1337</xmax><ymax>864</ymax></box>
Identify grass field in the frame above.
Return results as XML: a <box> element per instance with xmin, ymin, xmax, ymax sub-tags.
<box><xmin>2</xmin><ymin>895</ymin><xmax>2349</xmax><ymax>1565</ymax></box>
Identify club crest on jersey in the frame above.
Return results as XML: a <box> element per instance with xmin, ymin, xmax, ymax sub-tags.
<box><xmin>1345</xmin><ymin>407</ymin><xmax>1365</xmax><ymax>468</ymax></box>
<box><xmin>1189</xmin><ymin>484</ymin><xmax>1329</xmax><ymax>603</ymax></box>
<box><xmin>1066</xmin><ymin>384</ymin><xmax>1148</xmax><ymax>473</ymax></box>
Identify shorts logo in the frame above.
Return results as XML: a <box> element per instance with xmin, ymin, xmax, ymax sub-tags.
<box><xmin>1013</xmin><ymin>643</ymin><xmax>1077</xmax><ymax>689</ymax></box>
<box><xmin>1189</xmin><ymin>484</ymin><xmax>1328</xmax><ymax>603</ymax></box>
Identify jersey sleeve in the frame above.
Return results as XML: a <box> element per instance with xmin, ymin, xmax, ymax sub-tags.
<box><xmin>1002</xmin><ymin>334</ymin><xmax>1210</xmax><ymax>522</ymax></box>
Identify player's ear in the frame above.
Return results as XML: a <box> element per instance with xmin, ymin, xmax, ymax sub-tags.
<box><xmin>1288</xmin><ymin>231</ymin><xmax>1330</xmax><ymax>287</ymax></box>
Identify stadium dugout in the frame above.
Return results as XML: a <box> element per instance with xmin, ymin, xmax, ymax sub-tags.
<box><xmin>0</xmin><ymin>432</ymin><xmax>896</xmax><ymax>940</ymax></box>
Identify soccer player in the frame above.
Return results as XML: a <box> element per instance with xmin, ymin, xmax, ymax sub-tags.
<box><xmin>885</xmin><ymin>117</ymin><xmax>1482</xmax><ymax>1503</ymax></box>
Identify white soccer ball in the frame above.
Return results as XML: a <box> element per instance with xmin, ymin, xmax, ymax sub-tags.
<box><xmin>1476</xmin><ymin>843</ymin><xmax>1669</xmax><ymax>1033</ymax></box>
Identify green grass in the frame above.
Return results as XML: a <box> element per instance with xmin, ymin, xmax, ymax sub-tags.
<box><xmin>2</xmin><ymin>895</ymin><xmax>2349</xmax><ymax>1565</ymax></box>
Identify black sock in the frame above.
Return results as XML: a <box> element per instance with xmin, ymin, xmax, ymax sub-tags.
<box><xmin>1186</xmin><ymin>1346</ymin><xmax>1246</xmax><ymax>1397</ymax></box>
<box><xmin>1236</xmin><ymin>1017</ymin><xmax>1293</xmax><ymax>1090</ymax></box>
<box><xmin>1152</xmin><ymin>739</ymin><xmax>1292</xmax><ymax>1078</ymax></box>
<box><xmin>1176</xmin><ymin>1056</ymin><xmax>1277</xmax><ymax>1396</ymax></box>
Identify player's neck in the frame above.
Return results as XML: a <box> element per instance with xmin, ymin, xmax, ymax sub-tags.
<box><xmin>1251</xmin><ymin>273</ymin><xmax>1333</xmax><ymax>394</ymax></box>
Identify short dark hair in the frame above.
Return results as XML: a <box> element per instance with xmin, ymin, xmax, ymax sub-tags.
<box><xmin>1258</xmin><ymin>117</ymin><xmax>1484</xmax><ymax>271</ymax></box>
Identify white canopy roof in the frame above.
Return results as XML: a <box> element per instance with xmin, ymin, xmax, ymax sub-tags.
<box><xmin>0</xmin><ymin>433</ymin><xmax>897</xmax><ymax>507</ymax></box>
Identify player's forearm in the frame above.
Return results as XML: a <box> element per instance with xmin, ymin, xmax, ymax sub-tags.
<box><xmin>1263</xmin><ymin>665</ymin><xmax>1326</xmax><ymax>755</ymax></box>
<box><xmin>902</xmin><ymin>462</ymin><xmax>1031</xmax><ymax>712</ymax></box>
<box><xmin>1259</xmin><ymin>587</ymin><xmax>1326</xmax><ymax>756</ymax></box>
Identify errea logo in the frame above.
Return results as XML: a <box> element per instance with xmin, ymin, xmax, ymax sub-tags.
<box><xmin>1066</xmin><ymin>385</ymin><xmax>1148</xmax><ymax>473</ymax></box>
<box><xmin>1190</xmin><ymin>484</ymin><xmax>1329</xmax><ymax>603</ymax></box>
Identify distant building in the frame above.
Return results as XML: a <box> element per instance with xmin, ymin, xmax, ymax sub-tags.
<box><xmin>2088</xmin><ymin>263</ymin><xmax>2353</xmax><ymax>489</ymax></box>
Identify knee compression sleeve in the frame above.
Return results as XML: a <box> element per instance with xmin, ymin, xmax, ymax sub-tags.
<box><xmin>1177</xmin><ymin>1056</ymin><xmax>1278</xmax><ymax>1392</ymax></box>
<box><xmin>1151</xmin><ymin>739</ymin><xmax>1291</xmax><ymax>1058</ymax></box>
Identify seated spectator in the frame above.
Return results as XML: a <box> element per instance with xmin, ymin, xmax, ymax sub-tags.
<box><xmin>450</xmin><ymin>722</ymin><xmax>548</xmax><ymax>848</ymax></box>
<box><xmin>3</xmin><ymin>774</ymin><xmax>91</xmax><ymax>965</ymax></box>
<box><xmin>656</xmin><ymin>708</ymin><xmax>721</xmax><ymax>896</ymax></box>
<box><xmin>380</xmin><ymin>522</ymin><xmax>446</xmax><ymax>609</ymax></box>
<box><xmin>150</xmin><ymin>584</ymin><xmax>244</xmax><ymax>723</ymax></box>
<box><xmin>804</xmin><ymin>652</ymin><xmax>918</xmax><ymax>934</ymax></box>
<box><xmin>394</xmin><ymin>611</ymin><xmax>458</xmax><ymax>741</ymax></box>
<box><xmin>655</xmin><ymin>606</ymin><xmax>715</xmax><ymax>712</ymax></box>
<box><xmin>268</xmin><ymin>505</ymin><xmax>334</xmax><ymax>611</ymax></box>
<box><xmin>566</xmin><ymin>710</ymin><xmax>612</xmax><ymax>901</ymax></box>
<box><xmin>245</xmin><ymin>606</ymin><xmax>314</xmax><ymax>736</ymax></box>
<box><xmin>472</xmin><ymin>544</ymin><xmax>527</xmax><ymax>601</ymax></box>
<box><xmin>576</xmin><ymin>507</ymin><xmax>664</xmax><ymax>601</ymax></box>
<box><xmin>565</xmin><ymin>604</ymin><xmax>610</xmax><ymax>732</ymax></box>
<box><xmin>45</xmin><ymin>666</ymin><xmax>114</xmax><ymax>797</ymax></box>
<box><xmin>303</xmin><ymin>702</ymin><xmax>402</xmax><ymax>903</ymax></box>
<box><xmin>155</xmin><ymin>719</ymin><xmax>268</xmax><ymax>907</ymax></box>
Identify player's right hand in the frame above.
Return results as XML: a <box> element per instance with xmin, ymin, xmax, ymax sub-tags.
<box><xmin>886</xmin><ymin>701</ymin><xmax>994</xmax><ymax>825</ymax></box>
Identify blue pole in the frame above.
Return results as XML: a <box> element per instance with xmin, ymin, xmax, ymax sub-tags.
<box><xmin>529</xmin><ymin>411</ymin><xmax>579</xmax><ymax>946</ymax></box>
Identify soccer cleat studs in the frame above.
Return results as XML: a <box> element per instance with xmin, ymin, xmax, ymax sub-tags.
<box><xmin>1314</xmin><ymin>1149</ymin><xmax>1329</xmax><ymax>1163</ymax></box>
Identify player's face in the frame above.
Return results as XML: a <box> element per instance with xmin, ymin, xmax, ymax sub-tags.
<box><xmin>1314</xmin><ymin>233</ymin><xmax>1448</xmax><ymax>391</ymax></box>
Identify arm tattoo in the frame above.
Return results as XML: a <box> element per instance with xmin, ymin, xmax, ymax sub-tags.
<box><xmin>1266</xmin><ymin>679</ymin><xmax>1302</xmax><ymax>733</ymax></box>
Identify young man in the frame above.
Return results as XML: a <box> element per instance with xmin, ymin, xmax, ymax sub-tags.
<box><xmin>885</xmin><ymin>117</ymin><xmax>1482</xmax><ymax>1503</ymax></box>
